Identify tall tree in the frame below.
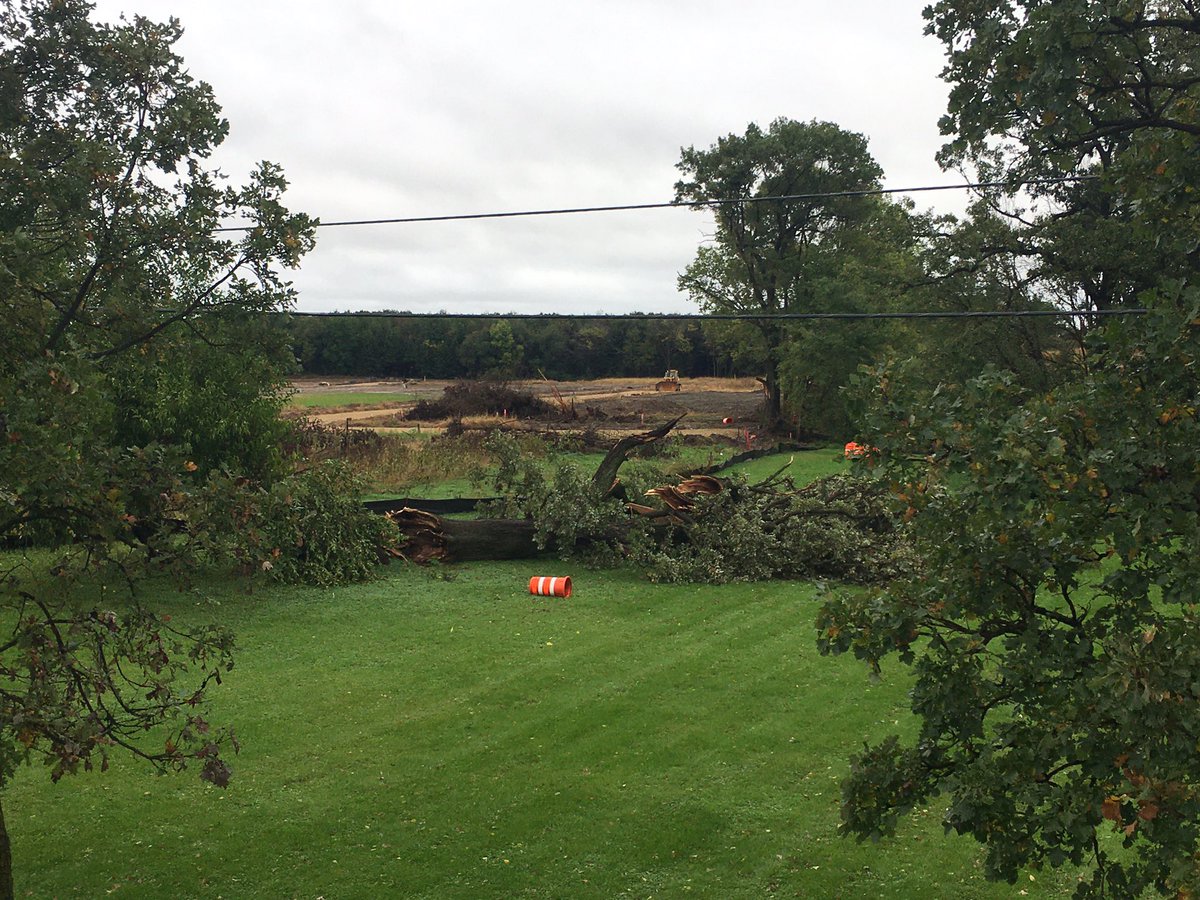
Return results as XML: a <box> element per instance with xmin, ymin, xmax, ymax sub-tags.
<box><xmin>0</xmin><ymin>2</ymin><xmax>314</xmax><ymax>896</ymax></box>
<box><xmin>820</xmin><ymin>2</ymin><xmax>1200</xmax><ymax>895</ymax></box>
<box><xmin>926</xmin><ymin>0</ymin><xmax>1200</xmax><ymax>308</ymax></box>
<box><xmin>675</xmin><ymin>118</ymin><xmax>885</xmax><ymax>429</ymax></box>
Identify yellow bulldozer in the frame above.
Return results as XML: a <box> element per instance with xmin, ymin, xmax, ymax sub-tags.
<box><xmin>654</xmin><ymin>369</ymin><xmax>682</xmax><ymax>392</ymax></box>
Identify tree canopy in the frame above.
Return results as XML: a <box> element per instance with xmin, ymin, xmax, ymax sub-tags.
<box><xmin>925</xmin><ymin>0</ymin><xmax>1200</xmax><ymax>309</ymax></box>
<box><xmin>826</xmin><ymin>298</ymin><xmax>1200</xmax><ymax>894</ymax></box>
<box><xmin>0</xmin><ymin>1</ymin><xmax>317</xmax><ymax>895</ymax></box>
<box><xmin>819</xmin><ymin>2</ymin><xmax>1200</xmax><ymax>895</ymax></box>
<box><xmin>675</xmin><ymin>118</ymin><xmax>901</xmax><ymax>429</ymax></box>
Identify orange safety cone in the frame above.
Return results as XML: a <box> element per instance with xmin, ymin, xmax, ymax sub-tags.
<box><xmin>844</xmin><ymin>441</ymin><xmax>876</xmax><ymax>459</ymax></box>
<box><xmin>529</xmin><ymin>576</ymin><xmax>572</xmax><ymax>598</ymax></box>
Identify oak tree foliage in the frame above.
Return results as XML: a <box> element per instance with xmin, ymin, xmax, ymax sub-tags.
<box><xmin>819</xmin><ymin>2</ymin><xmax>1200</xmax><ymax>895</ymax></box>
<box><xmin>0</xmin><ymin>1</ymin><xmax>317</xmax><ymax>895</ymax></box>
<box><xmin>823</xmin><ymin>298</ymin><xmax>1200</xmax><ymax>895</ymax></box>
<box><xmin>926</xmin><ymin>0</ymin><xmax>1200</xmax><ymax>309</ymax></box>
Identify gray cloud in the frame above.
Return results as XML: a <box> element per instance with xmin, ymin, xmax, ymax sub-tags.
<box><xmin>92</xmin><ymin>0</ymin><xmax>959</xmax><ymax>313</ymax></box>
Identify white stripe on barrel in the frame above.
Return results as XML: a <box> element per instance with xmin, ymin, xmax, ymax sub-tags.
<box><xmin>529</xmin><ymin>575</ymin><xmax>572</xmax><ymax>597</ymax></box>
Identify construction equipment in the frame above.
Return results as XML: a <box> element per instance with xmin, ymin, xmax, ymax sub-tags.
<box><xmin>654</xmin><ymin>369</ymin><xmax>682</xmax><ymax>392</ymax></box>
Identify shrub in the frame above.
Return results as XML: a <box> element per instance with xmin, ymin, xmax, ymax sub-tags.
<box><xmin>281</xmin><ymin>417</ymin><xmax>385</xmax><ymax>461</ymax></box>
<box><xmin>405</xmin><ymin>381</ymin><xmax>559</xmax><ymax>421</ymax></box>
<box><xmin>200</xmin><ymin>461</ymin><xmax>398</xmax><ymax>586</ymax></box>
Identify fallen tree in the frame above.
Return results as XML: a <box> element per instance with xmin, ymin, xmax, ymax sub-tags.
<box><xmin>387</xmin><ymin>509</ymin><xmax>538</xmax><ymax>563</ymax></box>
<box><xmin>386</xmin><ymin>418</ymin><xmax>910</xmax><ymax>583</ymax></box>
<box><xmin>386</xmin><ymin>417</ymin><xmax>683</xmax><ymax>564</ymax></box>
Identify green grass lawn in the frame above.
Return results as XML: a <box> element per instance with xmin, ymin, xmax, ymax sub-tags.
<box><xmin>9</xmin><ymin>562</ymin><xmax>1083</xmax><ymax>898</ymax></box>
<box><xmin>288</xmin><ymin>391</ymin><xmax>415</xmax><ymax>409</ymax></box>
<box><xmin>723</xmin><ymin>446</ymin><xmax>847</xmax><ymax>484</ymax></box>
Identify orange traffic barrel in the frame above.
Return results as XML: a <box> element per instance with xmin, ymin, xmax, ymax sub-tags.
<box><xmin>529</xmin><ymin>576</ymin><xmax>572</xmax><ymax>598</ymax></box>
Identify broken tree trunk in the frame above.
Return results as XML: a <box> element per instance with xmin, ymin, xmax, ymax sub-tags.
<box><xmin>381</xmin><ymin>419</ymin><xmax>902</xmax><ymax>581</ymax></box>
<box><xmin>381</xmin><ymin>423</ymin><xmax>905</xmax><ymax>583</ymax></box>
<box><xmin>590</xmin><ymin>415</ymin><xmax>684</xmax><ymax>497</ymax></box>
<box><xmin>388</xmin><ymin>508</ymin><xmax>541</xmax><ymax>564</ymax></box>
<box><xmin>388</xmin><ymin>417</ymin><xmax>684</xmax><ymax>564</ymax></box>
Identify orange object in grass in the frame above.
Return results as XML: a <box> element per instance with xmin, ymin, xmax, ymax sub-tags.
<box><xmin>529</xmin><ymin>576</ymin><xmax>572</xmax><ymax>598</ymax></box>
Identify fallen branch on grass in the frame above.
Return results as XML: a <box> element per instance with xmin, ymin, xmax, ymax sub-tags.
<box><xmin>383</xmin><ymin>418</ymin><xmax>908</xmax><ymax>582</ymax></box>
<box><xmin>386</xmin><ymin>417</ymin><xmax>684</xmax><ymax>563</ymax></box>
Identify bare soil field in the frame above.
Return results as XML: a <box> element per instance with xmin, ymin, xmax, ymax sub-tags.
<box><xmin>290</xmin><ymin>375</ymin><xmax>768</xmax><ymax>438</ymax></box>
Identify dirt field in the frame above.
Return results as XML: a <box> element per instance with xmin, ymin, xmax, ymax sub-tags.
<box><xmin>290</xmin><ymin>375</ymin><xmax>768</xmax><ymax>438</ymax></box>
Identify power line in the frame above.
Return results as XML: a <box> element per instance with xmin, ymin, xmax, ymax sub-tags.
<box><xmin>218</xmin><ymin>176</ymin><xmax>1096</xmax><ymax>233</ymax></box>
<box><xmin>282</xmin><ymin>307</ymin><xmax>1144</xmax><ymax>322</ymax></box>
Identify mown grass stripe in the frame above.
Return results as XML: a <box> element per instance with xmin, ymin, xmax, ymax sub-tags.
<box><xmin>11</xmin><ymin>562</ymin><xmax>1085</xmax><ymax>898</ymax></box>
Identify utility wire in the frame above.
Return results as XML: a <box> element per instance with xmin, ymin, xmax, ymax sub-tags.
<box><xmin>218</xmin><ymin>176</ymin><xmax>1096</xmax><ymax>233</ymax></box>
<box><xmin>230</xmin><ymin>173</ymin><xmax>1113</xmax><ymax>324</ymax></box>
<box><xmin>282</xmin><ymin>307</ymin><xmax>1144</xmax><ymax>322</ymax></box>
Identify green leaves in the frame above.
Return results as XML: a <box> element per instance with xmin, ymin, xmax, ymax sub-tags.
<box><xmin>4</xmin><ymin>572</ymin><xmax>238</xmax><ymax>786</ymax></box>
<box><xmin>0</xmin><ymin>0</ymin><xmax>316</xmax><ymax>369</ymax></box>
<box><xmin>197</xmin><ymin>461</ymin><xmax>401</xmax><ymax>587</ymax></box>
<box><xmin>925</xmin><ymin>0</ymin><xmax>1200</xmax><ymax>305</ymax></box>
<box><xmin>0</xmin><ymin>0</ymin><xmax>313</xmax><ymax>851</ymax></box>
<box><xmin>829</xmin><ymin>4</ymin><xmax>1200</xmax><ymax>892</ymax></box>
<box><xmin>480</xmin><ymin>431</ymin><xmax>632</xmax><ymax>560</ymax></box>
<box><xmin>841</xmin><ymin>735</ymin><xmax>942</xmax><ymax>842</ymax></box>
<box><xmin>675</xmin><ymin>118</ymin><xmax>905</xmax><ymax>428</ymax></box>
<box><xmin>821</xmin><ymin>295</ymin><xmax>1200</xmax><ymax>894</ymax></box>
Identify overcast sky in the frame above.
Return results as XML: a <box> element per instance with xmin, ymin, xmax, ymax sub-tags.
<box><xmin>91</xmin><ymin>1</ymin><xmax>961</xmax><ymax>314</ymax></box>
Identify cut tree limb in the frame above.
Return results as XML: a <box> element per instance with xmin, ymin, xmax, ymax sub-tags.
<box><xmin>590</xmin><ymin>415</ymin><xmax>685</xmax><ymax>496</ymax></box>
<box><xmin>388</xmin><ymin>417</ymin><xmax>685</xmax><ymax>564</ymax></box>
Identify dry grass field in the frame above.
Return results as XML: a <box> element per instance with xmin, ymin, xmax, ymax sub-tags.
<box><xmin>289</xmin><ymin>376</ymin><xmax>770</xmax><ymax>438</ymax></box>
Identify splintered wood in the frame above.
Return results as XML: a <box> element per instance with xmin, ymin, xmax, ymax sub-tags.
<box><xmin>386</xmin><ymin>508</ymin><xmax>445</xmax><ymax>563</ymax></box>
<box><xmin>632</xmin><ymin>474</ymin><xmax>725</xmax><ymax>525</ymax></box>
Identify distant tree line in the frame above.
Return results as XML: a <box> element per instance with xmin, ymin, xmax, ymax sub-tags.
<box><xmin>286</xmin><ymin>314</ymin><xmax>732</xmax><ymax>380</ymax></box>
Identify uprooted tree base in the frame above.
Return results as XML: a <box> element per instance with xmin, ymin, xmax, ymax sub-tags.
<box><xmin>385</xmin><ymin>418</ymin><xmax>909</xmax><ymax>583</ymax></box>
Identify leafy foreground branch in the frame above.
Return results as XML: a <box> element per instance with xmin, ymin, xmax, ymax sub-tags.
<box><xmin>818</xmin><ymin>298</ymin><xmax>1200</xmax><ymax>897</ymax></box>
<box><xmin>0</xmin><ymin>0</ymin><xmax>325</xmax><ymax>894</ymax></box>
<box><xmin>0</xmin><ymin>547</ymin><xmax>239</xmax><ymax>899</ymax></box>
<box><xmin>387</xmin><ymin>420</ymin><xmax>909</xmax><ymax>585</ymax></box>
<box><xmin>2</xmin><ymin>574</ymin><xmax>237</xmax><ymax>784</ymax></box>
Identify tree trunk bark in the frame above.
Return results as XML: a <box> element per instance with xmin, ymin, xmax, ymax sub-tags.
<box><xmin>763</xmin><ymin>368</ymin><xmax>783</xmax><ymax>431</ymax></box>
<box><xmin>0</xmin><ymin>795</ymin><xmax>13</xmax><ymax>900</ymax></box>
<box><xmin>441</xmin><ymin>518</ymin><xmax>541</xmax><ymax>561</ymax></box>
<box><xmin>755</xmin><ymin>317</ymin><xmax>785</xmax><ymax>432</ymax></box>
<box><xmin>387</xmin><ymin>509</ymin><xmax>543</xmax><ymax>563</ymax></box>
